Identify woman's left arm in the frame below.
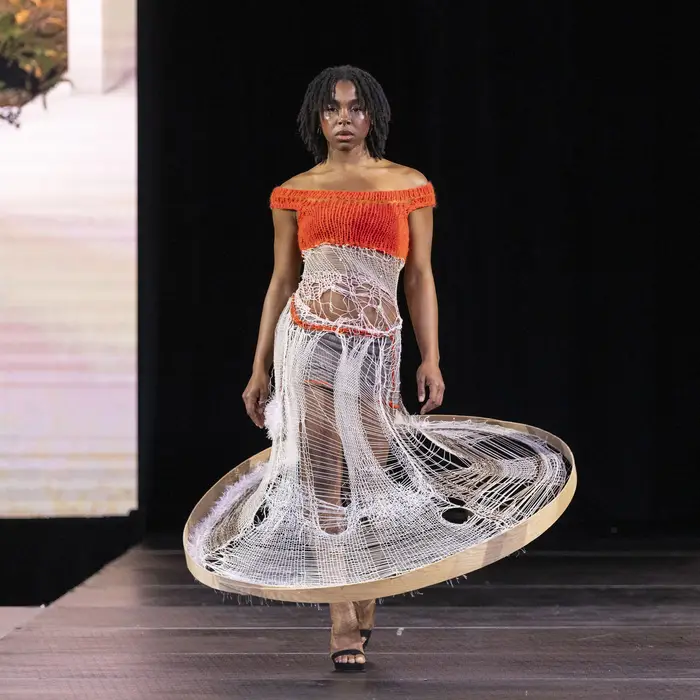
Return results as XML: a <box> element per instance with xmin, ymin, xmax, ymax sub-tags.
<box><xmin>404</xmin><ymin>205</ymin><xmax>445</xmax><ymax>414</ymax></box>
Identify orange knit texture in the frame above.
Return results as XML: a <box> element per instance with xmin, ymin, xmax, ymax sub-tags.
<box><xmin>269</xmin><ymin>183</ymin><xmax>436</xmax><ymax>261</ymax></box>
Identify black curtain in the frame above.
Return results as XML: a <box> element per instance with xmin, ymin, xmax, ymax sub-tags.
<box><xmin>138</xmin><ymin>2</ymin><xmax>696</xmax><ymax>537</ymax></box>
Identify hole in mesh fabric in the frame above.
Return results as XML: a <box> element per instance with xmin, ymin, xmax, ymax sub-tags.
<box><xmin>254</xmin><ymin>502</ymin><xmax>269</xmax><ymax>525</ymax></box>
<box><xmin>204</xmin><ymin>552</ymin><xmax>222</xmax><ymax>573</ymax></box>
<box><xmin>441</xmin><ymin>504</ymin><xmax>473</xmax><ymax>524</ymax></box>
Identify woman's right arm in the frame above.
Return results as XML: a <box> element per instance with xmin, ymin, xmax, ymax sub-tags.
<box><xmin>243</xmin><ymin>208</ymin><xmax>301</xmax><ymax>427</ymax></box>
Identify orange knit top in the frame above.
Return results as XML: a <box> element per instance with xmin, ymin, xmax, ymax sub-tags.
<box><xmin>269</xmin><ymin>183</ymin><xmax>436</xmax><ymax>261</ymax></box>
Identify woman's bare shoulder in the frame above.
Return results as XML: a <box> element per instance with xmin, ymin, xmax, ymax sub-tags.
<box><xmin>278</xmin><ymin>168</ymin><xmax>323</xmax><ymax>190</ymax></box>
<box><xmin>382</xmin><ymin>160</ymin><xmax>430</xmax><ymax>188</ymax></box>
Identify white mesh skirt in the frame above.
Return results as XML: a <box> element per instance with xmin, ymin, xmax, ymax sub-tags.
<box><xmin>185</xmin><ymin>290</ymin><xmax>576</xmax><ymax>603</ymax></box>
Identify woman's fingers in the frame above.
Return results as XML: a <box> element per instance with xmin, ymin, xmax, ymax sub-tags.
<box><xmin>419</xmin><ymin>381</ymin><xmax>444</xmax><ymax>415</ymax></box>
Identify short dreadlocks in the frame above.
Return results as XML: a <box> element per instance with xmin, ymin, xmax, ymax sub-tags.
<box><xmin>297</xmin><ymin>65</ymin><xmax>391</xmax><ymax>163</ymax></box>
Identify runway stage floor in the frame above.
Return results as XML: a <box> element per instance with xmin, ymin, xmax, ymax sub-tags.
<box><xmin>2</xmin><ymin>539</ymin><xmax>700</xmax><ymax>699</ymax></box>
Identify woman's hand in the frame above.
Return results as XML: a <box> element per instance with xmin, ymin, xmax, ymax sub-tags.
<box><xmin>416</xmin><ymin>360</ymin><xmax>445</xmax><ymax>415</ymax></box>
<box><xmin>242</xmin><ymin>369</ymin><xmax>271</xmax><ymax>428</ymax></box>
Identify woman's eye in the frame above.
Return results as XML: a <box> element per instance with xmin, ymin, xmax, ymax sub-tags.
<box><xmin>325</xmin><ymin>105</ymin><xmax>337</xmax><ymax>112</ymax></box>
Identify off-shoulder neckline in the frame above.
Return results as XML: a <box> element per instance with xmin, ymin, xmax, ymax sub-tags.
<box><xmin>272</xmin><ymin>182</ymin><xmax>434</xmax><ymax>197</ymax></box>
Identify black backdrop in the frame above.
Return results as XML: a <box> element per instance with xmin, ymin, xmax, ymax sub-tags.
<box><xmin>138</xmin><ymin>2</ymin><xmax>697</xmax><ymax>540</ymax></box>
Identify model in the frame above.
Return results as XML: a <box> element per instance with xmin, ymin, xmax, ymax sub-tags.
<box><xmin>184</xmin><ymin>65</ymin><xmax>576</xmax><ymax>673</ymax></box>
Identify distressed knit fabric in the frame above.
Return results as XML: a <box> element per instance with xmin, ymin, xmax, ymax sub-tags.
<box><xmin>186</xmin><ymin>183</ymin><xmax>571</xmax><ymax>594</ymax></box>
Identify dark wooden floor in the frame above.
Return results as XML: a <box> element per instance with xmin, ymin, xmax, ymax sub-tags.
<box><xmin>2</xmin><ymin>541</ymin><xmax>700</xmax><ymax>699</ymax></box>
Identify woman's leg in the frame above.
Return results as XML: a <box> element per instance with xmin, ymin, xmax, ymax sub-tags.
<box><xmin>329</xmin><ymin>602</ymin><xmax>366</xmax><ymax>665</ymax></box>
<box><xmin>351</xmin><ymin>390</ymin><xmax>385</xmax><ymax>641</ymax></box>
<box><xmin>305</xmin><ymin>379</ymin><xmax>365</xmax><ymax>663</ymax></box>
<box><xmin>353</xmin><ymin>599</ymin><xmax>376</xmax><ymax>646</ymax></box>
<box><xmin>354</xmin><ymin>393</ymin><xmax>382</xmax><ymax>641</ymax></box>
<box><xmin>304</xmin><ymin>381</ymin><xmax>346</xmax><ymax>534</ymax></box>
<box><xmin>305</xmin><ymin>333</ymin><xmax>390</xmax><ymax>663</ymax></box>
<box><xmin>350</xmin><ymin>339</ymin><xmax>394</xmax><ymax>644</ymax></box>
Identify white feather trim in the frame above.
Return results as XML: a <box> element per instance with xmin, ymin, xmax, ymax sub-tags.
<box><xmin>186</xmin><ymin>462</ymin><xmax>265</xmax><ymax>562</ymax></box>
<box><xmin>264</xmin><ymin>393</ymin><xmax>284</xmax><ymax>442</ymax></box>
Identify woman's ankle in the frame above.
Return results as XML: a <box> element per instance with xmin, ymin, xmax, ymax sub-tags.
<box><xmin>329</xmin><ymin>602</ymin><xmax>360</xmax><ymax>636</ymax></box>
<box><xmin>353</xmin><ymin>599</ymin><xmax>376</xmax><ymax>629</ymax></box>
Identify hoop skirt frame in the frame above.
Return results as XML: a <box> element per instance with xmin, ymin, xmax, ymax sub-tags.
<box><xmin>184</xmin><ymin>414</ymin><xmax>576</xmax><ymax>603</ymax></box>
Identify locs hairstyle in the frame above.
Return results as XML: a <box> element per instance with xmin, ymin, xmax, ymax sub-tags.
<box><xmin>297</xmin><ymin>65</ymin><xmax>391</xmax><ymax>163</ymax></box>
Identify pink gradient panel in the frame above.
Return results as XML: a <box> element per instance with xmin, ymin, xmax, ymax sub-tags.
<box><xmin>1</xmin><ymin>74</ymin><xmax>137</xmax><ymax>517</ymax></box>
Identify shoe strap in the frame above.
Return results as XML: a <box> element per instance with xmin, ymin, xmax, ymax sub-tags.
<box><xmin>331</xmin><ymin>648</ymin><xmax>365</xmax><ymax>660</ymax></box>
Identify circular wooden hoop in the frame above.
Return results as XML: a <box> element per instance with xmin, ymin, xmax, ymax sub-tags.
<box><xmin>183</xmin><ymin>414</ymin><xmax>577</xmax><ymax>602</ymax></box>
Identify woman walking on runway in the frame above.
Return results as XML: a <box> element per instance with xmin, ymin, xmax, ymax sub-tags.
<box><xmin>244</xmin><ymin>65</ymin><xmax>441</xmax><ymax>670</ymax></box>
<box><xmin>186</xmin><ymin>64</ymin><xmax>574</xmax><ymax>674</ymax></box>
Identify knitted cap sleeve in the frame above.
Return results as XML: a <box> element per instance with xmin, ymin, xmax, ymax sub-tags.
<box><xmin>270</xmin><ymin>187</ymin><xmax>304</xmax><ymax>211</ymax></box>
<box><xmin>406</xmin><ymin>182</ymin><xmax>437</xmax><ymax>213</ymax></box>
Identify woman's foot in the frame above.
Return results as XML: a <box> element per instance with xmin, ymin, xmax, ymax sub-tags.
<box><xmin>354</xmin><ymin>599</ymin><xmax>376</xmax><ymax>648</ymax></box>
<box><xmin>329</xmin><ymin>602</ymin><xmax>366</xmax><ymax>668</ymax></box>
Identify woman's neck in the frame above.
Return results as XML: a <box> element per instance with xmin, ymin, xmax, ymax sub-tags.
<box><xmin>324</xmin><ymin>145</ymin><xmax>373</xmax><ymax>169</ymax></box>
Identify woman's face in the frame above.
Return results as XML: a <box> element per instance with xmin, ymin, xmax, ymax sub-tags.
<box><xmin>319</xmin><ymin>80</ymin><xmax>371</xmax><ymax>152</ymax></box>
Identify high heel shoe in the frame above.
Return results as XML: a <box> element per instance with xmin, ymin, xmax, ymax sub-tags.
<box><xmin>331</xmin><ymin>648</ymin><xmax>366</xmax><ymax>672</ymax></box>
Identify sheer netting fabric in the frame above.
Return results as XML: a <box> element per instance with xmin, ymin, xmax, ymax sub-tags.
<box><xmin>187</xmin><ymin>184</ymin><xmax>571</xmax><ymax>591</ymax></box>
